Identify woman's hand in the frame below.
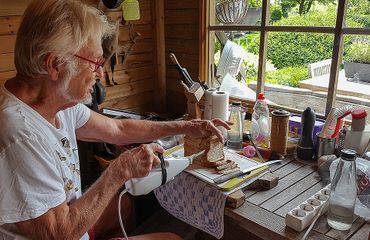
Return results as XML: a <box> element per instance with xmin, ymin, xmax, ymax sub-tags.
<box><xmin>186</xmin><ymin>118</ymin><xmax>231</xmax><ymax>143</ymax></box>
<box><xmin>117</xmin><ymin>143</ymin><xmax>165</xmax><ymax>180</ymax></box>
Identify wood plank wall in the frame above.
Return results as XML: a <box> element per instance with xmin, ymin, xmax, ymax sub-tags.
<box><xmin>164</xmin><ymin>0</ymin><xmax>200</xmax><ymax>117</ymax></box>
<box><xmin>0</xmin><ymin>0</ymin><xmax>200</xmax><ymax>116</ymax></box>
<box><xmin>99</xmin><ymin>0</ymin><xmax>158</xmax><ymax>113</ymax></box>
<box><xmin>0</xmin><ymin>0</ymin><xmax>162</xmax><ymax>114</ymax></box>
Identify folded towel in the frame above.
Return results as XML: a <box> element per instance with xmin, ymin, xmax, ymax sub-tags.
<box><xmin>154</xmin><ymin>172</ymin><xmax>227</xmax><ymax>239</ymax></box>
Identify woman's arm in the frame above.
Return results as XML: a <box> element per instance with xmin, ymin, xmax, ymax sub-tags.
<box><xmin>76</xmin><ymin>111</ymin><xmax>230</xmax><ymax>145</ymax></box>
<box><xmin>15</xmin><ymin>143</ymin><xmax>163</xmax><ymax>240</ymax></box>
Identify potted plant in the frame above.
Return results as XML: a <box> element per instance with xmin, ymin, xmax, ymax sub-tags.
<box><xmin>344</xmin><ymin>41</ymin><xmax>370</xmax><ymax>82</ymax></box>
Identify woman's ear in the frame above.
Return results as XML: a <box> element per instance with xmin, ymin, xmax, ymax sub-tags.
<box><xmin>45</xmin><ymin>53</ymin><xmax>59</xmax><ymax>81</ymax></box>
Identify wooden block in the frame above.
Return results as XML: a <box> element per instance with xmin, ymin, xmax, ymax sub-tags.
<box><xmin>226</xmin><ymin>190</ymin><xmax>245</xmax><ymax>209</ymax></box>
<box><xmin>247</xmin><ymin>172</ymin><xmax>279</xmax><ymax>190</ymax></box>
<box><xmin>225</xmin><ymin>172</ymin><xmax>278</xmax><ymax>209</ymax></box>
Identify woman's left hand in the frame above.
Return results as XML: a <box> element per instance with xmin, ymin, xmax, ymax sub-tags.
<box><xmin>186</xmin><ymin>118</ymin><xmax>231</xmax><ymax>143</ymax></box>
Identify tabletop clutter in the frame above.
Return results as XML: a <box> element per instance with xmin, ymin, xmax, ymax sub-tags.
<box><xmin>179</xmin><ymin>77</ymin><xmax>370</xmax><ymax>236</ymax></box>
<box><xmin>154</xmin><ymin>54</ymin><xmax>370</xmax><ymax>238</ymax></box>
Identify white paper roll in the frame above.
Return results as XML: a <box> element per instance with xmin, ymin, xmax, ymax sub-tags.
<box><xmin>212</xmin><ymin>91</ymin><xmax>229</xmax><ymax>138</ymax></box>
<box><xmin>212</xmin><ymin>91</ymin><xmax>229</xmax><ymax>121</ymax></box>
<box><xmin>204</xmin><ymin>88</ymin><xmax>217</xmax><ymax>120</ymax></box>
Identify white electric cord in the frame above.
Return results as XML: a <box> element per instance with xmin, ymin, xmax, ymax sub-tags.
<box><xmin>118</xmin><ymin>189</ymin><xmax>129</xmax><ymax>240</ymax></box>
<box><xmin>301</xmin><ymin>200</ymin><xmax>329</xmax><ymax>240</ymax></box>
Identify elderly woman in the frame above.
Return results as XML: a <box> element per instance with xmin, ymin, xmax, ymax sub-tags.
<box><xmin>0</xmin><ymin>0</ymin><xmax>229</xmax><ymax>239</ymax></box>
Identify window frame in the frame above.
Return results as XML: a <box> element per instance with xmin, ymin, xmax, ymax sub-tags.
<box><xmin>200</xmin><ymin>0</ymin><xmax>370</xmax><ymax>117</ymax></box>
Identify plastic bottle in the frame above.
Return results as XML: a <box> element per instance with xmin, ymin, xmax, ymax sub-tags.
<box><xmin>227</xmin><ymin>101</ymin><xmax>243</xmax><ymax>151</ymax></box>
<box><xmin>327</xmin><ymin>149</ymin><xmax>357</xmax><ymax>231</ymax></box>
<box><xmin>251</xmin><ymin>93</ymin><xmax>270</xmax><ymax>148</ymax></box>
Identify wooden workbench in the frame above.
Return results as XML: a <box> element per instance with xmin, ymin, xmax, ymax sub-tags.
<box><xmin>221</xmin><ymin>158</ymin><xmax>370</xmax><ymax>240</ymax></box>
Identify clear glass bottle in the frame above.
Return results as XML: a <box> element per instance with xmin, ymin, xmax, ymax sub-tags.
<box><xmin>227</xmin><ymin>101</ymin><xmax>243</xmax><ymax>151</ymax></box>
<box><xmin>327</xmin><ymin>149</ymin><xmax>357</xmax><ymax>231</ymax></box>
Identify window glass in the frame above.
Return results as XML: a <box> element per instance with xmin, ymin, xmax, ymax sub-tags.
<box><xmin>269</xmin><ymin>0</ymin><xmax>338</xmax><ymax>27</ymax></box>
<box><xmin>342</xmin><ymin>34</ymin><xmax>370</xmax><ymax>122</ymax></box>
<box><xmin>258</xmin><ymin>32</ymin><xmax>333</xmax><ymax>116</ymax></box>
<box><xmin>212</xmin><ymin>0</ymin><xmax>262</xmax><ymax>26</ymax></box>
<box><xmin>268</xmin><ymin>1</ymin><xmax>339</xmax><ymax>27</ymax></box>
<box><xmin>208</xmin><ymin>0</ymin><xmax>370</xmax><ymax>118</ymax></box>
<box><xmin>211</xmin><ymin>31</ymin><xmax>260</xmax><ymax>101</ymax></box>
<box><xmin>346</xmin><ymin>0</ymin><xmax>370</xmax><ymax>29</ymax></box>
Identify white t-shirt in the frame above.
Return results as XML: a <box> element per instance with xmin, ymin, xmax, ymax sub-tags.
<box><xmin>0</xmin><ymin>84</ymin><xmax>91</xmax><ymax>240</ymax></box>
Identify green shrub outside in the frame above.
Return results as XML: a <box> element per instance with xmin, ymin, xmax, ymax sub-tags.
<box><xmin>270</xmin><ymin>5</ymin><xmax>282</xmax><ymax>23</ymax></box>
<box><xmin>246</xmin><ymin>66</ymin><xmax>308</xmax><ymax>87</ymax></box>
<box><xmin>265</xmin><ymin>66</ymin><xmax>308</xmax><ymax>87</ymax></box>
<box><xmin>347</xmin><ymin>0</ymin><xmax>370</xmax><ymax>27</ymax></box>
<box><xmin>346</xmin><ymin>41</ymin><xmax>370</xmax><ymax>64</ymax></box>
<box><xmin>246</xmin><ymin>7</ymin><xmax>362</xmax><ymax>69</ymax></box>
<box><xmin>351</xmin><ymin>15</ymin><xmax>370</xmax><ymax>28</ymax></box>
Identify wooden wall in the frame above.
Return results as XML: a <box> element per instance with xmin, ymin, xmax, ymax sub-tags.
<box><xmin>164</xmin><ymin>0</ymin><xmax>200</xmax><ymax>117</ymax></box>
<box><xmin>98</xmin><ymin>0</ymin><xmax>161</xmax><ymax>113</ymax></box>
<box><xmin>0</xmin><ymin>0</ymin><xmax>200</xmax><ymax>116</ymax></box>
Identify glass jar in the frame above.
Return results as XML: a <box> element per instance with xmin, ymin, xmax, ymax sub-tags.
<box><xmin>227</xmin><ymin>101</ymin><xmax>243</xmax><ymax>151</ymax></box>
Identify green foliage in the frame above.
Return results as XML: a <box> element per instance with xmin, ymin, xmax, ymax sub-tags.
<box><xmin>245</xmin><ymin>66</ymin><xmax>308</xmax><ymax>87</ymax></box>
<box><xmin>246</xmin><ymin>9</ymin><xmax>362</xmax><ymax>69</ymax></box>
<box><xmin>347</xmin><ymin>0</ymin><xmax>370</xmax><ymax>27</ymax></box>
<box><xmin>281</xmin><ymin>0</ymin><xmax>335</xmax><ymax>15</ymax></box>
<box><xmin>346</xmin><ymin>41</ymin><xmax>370</xmax><ymax>64</ymax></box>
<box><xmin>244</xmin><ymin>33</ymin><xmax>260</xmax><ymax>54</ymax></box>
<box><xmin>249</xmin><ymin>0</ymin><xmax>262</xmax><ymax>8</ymax></box>
<box><xmin>215</xmin><ymin>38</ymin><xmax>221</xmax><ymax>53</ymax></box>
<box><xmin>347</xmin><ymin>0</ymin><xmax>370</xmax><ymax>15</ymax></box>
<box><xmin>270</xmin><ymin>5</ymin><xmax>282</xmax><ymax>23</ymax></box>
<box><xmin>243</xmin><ymin>60</ymin><xmax>258</xmax><ymax>82</ymax></box>
<box><xmin>350</xmin><ymin>15</ymin><xmax>370</xmax><ymax>28</ymax></box>
<box><xmin>265</xmin><ymin>66</ymin><xmax>309</xmax><ymax>87</ymax></box>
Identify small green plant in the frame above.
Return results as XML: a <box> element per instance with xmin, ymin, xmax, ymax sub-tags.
<box><xmin>265</xmin><ymin>66</ymin><xmax>308</xmax><ymax>87</ymax></box>
<box><xmin>346</xmin><ymin>42</ymin><xmax>370</xmax><ymax>64</ymax></box>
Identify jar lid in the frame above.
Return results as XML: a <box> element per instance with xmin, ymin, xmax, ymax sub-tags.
<box><xmin>340</xmin><ymin>149</ymin><xmax>357</xmax><ymax>160</ymax></box>
<box><xmin>351</xmin><ymin>108</ymin><xmax>367</xmax><ymax>119</ymax></box>
<box><xmin>231</xmin><ymin>101</ymin><xmax>241</xmax><ymax>106</ymax></box>
<box><xmin>272</xmin><ymin>109</ymin><xmax>290</xmax><ymax>117</ymax></box>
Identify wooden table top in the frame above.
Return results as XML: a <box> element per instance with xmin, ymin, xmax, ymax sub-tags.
<box><xmin>224</xmin><ymin>158</ymin><xmax>370</xmax><ymax>240</ymax></box>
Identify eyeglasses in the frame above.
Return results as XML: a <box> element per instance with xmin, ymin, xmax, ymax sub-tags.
<box><xmin>74</xmin><ymin>54</ymin><xmax>105</xmax><ymax>72</ymax></box>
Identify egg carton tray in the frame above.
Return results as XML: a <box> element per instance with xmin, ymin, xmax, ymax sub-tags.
<box><xmin>285</xmin><ymin>184</ymin><xmax>331</xmax><ymax>232</ymax></box>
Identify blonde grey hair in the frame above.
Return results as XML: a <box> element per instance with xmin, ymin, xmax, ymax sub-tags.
<box><xmin>14</xmin><ymin>0</ymin><xmax>115</xmax><ymax>78</ymax></box>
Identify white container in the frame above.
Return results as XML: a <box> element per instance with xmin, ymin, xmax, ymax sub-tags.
<box><xmin>285</xmin><ymin>185</ymin><xmax>330</xmax><ymax>232</ymax></box>
<box><xmin>344</xmin><ymin>125</ymin><xmax>370</xmax><ymax>154</ymax></box>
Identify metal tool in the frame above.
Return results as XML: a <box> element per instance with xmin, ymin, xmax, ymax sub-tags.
<box><xmin>213</xmin><ymin>160</ymin><xmax>282</xmax><ymax>184</ymax></box>
<box><xmin>125</xmin><ymin>150</ymin><xmax>204</xmax><ymax>196</ymax></box>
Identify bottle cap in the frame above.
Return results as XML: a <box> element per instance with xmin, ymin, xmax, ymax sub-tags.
<box><xmin>231</xmin><ymin>101</ymin><xmax>241</xmax><ymax>106</ymax></box>
<box><xmin>257</xmin><ymin>93</ymin><xmax>265</xmax><ymax>100</ymax></box>
<box><xmin>340</xmin><ymin>149</ymin><xmax>357</xmax><ymax>161</ymax></box>
<box><xmin>351</xmin><ymin>108</ymin><xmax>367</xmax><ymax>119</ymax></box>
